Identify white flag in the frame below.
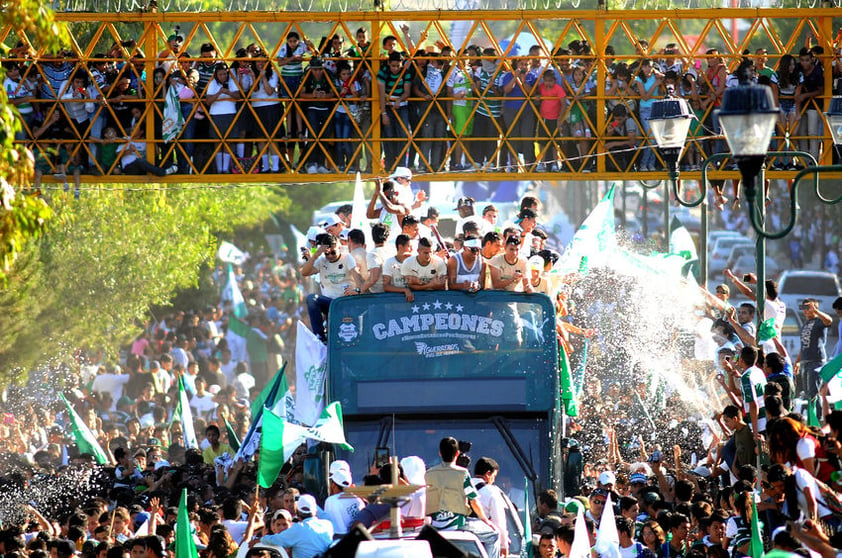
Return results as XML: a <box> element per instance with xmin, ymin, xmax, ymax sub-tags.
<box><xmin>295</xmin><ymin>321</ymin><xmax>327</xmax><ymax>426</ymax></box>
<box><xmin>217</xmin><ymin>241</ymin><xmax>247</xmax><ymax>265</ymax></box>
<box><xmin>350</xmin><ymin>172</ymin><xmax>373</xmax><ymax>247</ymax></box>
<box><xmin>290</xmin><ymin>225</ymin><xmax>309</xmax><ymax>265</ymax></box>
<box><xmin>570</xmin><ymin>510</ymin><xmax>591</xmax><ymax>558</ymax></box>
<box><xmin>595</xmin><ymin>494</ymin><xmax>621</xmax><ymax>558</ymax></box>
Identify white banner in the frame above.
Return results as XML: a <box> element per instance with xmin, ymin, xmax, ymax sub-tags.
<box><xmin>295</xmin><ymin>321</ymin><xmax>327</xmax><ymax>426</ymax></box>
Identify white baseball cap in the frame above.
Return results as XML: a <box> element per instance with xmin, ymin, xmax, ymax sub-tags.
<box><xmin>598</xmin><ymin>470</ymin><xmax>617</xmax><ymax>486</ymax></box>
<box><xmin>329</xmin><ymin>468</ymin><xmax>352</xmax><ymax>488</ymax></box>
<box><xmin>297</xmin><ymin>494</ymin><xmax>317</xmax><ymax>516</ymax></box>
<box><xmin>389</xmin><ymin>167</ymin><xmax>412</xmax><ymax>180</ymax></box>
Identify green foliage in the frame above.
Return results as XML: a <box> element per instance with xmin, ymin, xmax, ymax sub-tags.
<box><xmin>0</xmin><ymin>0</ymin><xmax>69</xmax><ymax>283</ymax></box>
<box><xmin>0</xmin><ymin>184</ymin><xmax>285</xmax><ymax>381</ymax></box>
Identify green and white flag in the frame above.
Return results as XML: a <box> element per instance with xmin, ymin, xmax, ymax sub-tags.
<box><xmin>558</xmin><ymin>185</ymin><xmax>616</xmax><ymax>275</ymax></box>
<box><xmin>306</xmin><ymin>401</ymin><xmax>354</xmax><ymax>450</ymax></box>
<box><xmin>176</xmin><ymin>488</ymin><xmax>199</xmax><ymax>558</ymax></box>
<box><xmin>222</xmin><ymin>264</ymin><xmax>248</xmax><ymax>319</ymax></box>
<box><xmin>217</xmin><ymin>241</ymin><xmax>247</xmax><ymax>266</ymax></box>
<box><xmin>161</xmin><ymin>84</ymin><xmax>185</xmax><ymax>144</ymax></box>
<box><xmin>521</xmin><ymin>477</ymin><xmax>532</xmax><ymax>558</ymax></box>
<box><xmin>257</xmin><ymin>408</ymin><xmax>310</xmax><ymax>488</ymax></box>
<box><xmin>749</xmin><ymin>493</ymin><xmax>764</xmax><ymax>558</ymax></box>
<box><xmin>295</xmin><ymin>320</ymin><xmax>327</xmax><ymax>426</ymax></box>
<box><xmin>59</xmin><ymin>393</ymin><xmax>108</xmax><ymax>464</ymax></box>
<box><xmin>174</xmin><ymin>375</ymin><xmax>198</xmax><ymax>449</ymax></box>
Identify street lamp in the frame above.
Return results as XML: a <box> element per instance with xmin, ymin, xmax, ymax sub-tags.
<box><xmin>649</xmin><ymin>89</ymin><xmax>694</xmax><ymax>254</ymax></box>
<box><xmin>716</xmin><ymin>79</ymin><xmax>780</xmax><ymax>215</ymax></box>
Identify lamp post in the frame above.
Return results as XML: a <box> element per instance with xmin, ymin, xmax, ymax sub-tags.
<box><xmin>649</xmin><ymin>89</ymin><xmax>694</xmax><ymax>255</ymax></box>
<box><xmin>717</xmin><ymin>83</ymin><xmax>842</xmax><ymax>332</ymax></box>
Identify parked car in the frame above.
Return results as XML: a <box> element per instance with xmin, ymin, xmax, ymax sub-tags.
<box><xmin>709</xmin><ymin>236</ymin><xmax>753</xmax><ymax>277</ymax></box>
<box><xmin>724</xmin><ymin>244</ymin><xmax>757</xmax><ymax>273</ymax></box>
<box><xmin>778</xmin><ymin>270</ymin><xmax>842</xmax><ymax>315</ymax></box>
<box><xmin>730</xmin><ymin>254</ymin><xmax>780</xmax><ymax>281</ymax></box>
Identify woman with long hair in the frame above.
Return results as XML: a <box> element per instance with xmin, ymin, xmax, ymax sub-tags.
<box><xmin>640</xmin><ymin>519</ymin><xmax>666</xmax><ymax>555</ymax></box>
<box><xmin>205</xmin><ymin>62</ymin><xmax>242</xmax><ymax>173</ymax></box>
<box><xmin>767</xmin><ymin>417</ymin><xmax>834</xmax><ymax>483</ymax></box>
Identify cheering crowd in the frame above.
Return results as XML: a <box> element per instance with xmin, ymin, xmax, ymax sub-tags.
<box><xmin>4</xmin><ymin>20</ymin><xmax>840</xmax><ymax>179</ymax></box>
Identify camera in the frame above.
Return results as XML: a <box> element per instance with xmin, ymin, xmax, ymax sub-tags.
<box><xmin>743</xmin><ymin>274</ymin><xmax>752</xmax><ymax>282</ymax></box>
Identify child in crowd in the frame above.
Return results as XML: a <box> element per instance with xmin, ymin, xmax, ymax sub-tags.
<box><xmin>536</xmin><ymin>70</ymin><xmax>566</xmax><ymax>172</ymax></box>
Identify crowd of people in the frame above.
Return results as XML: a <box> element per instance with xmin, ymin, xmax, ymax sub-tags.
<box><xmin>4</xmin><ymin>22</ymin><xmax>840</xmax><ymax>180</ymax></box>
<box><xmin>0</xmin><ymin>164</ymin><xmax>841</xmax><ymax>558</ymax></box>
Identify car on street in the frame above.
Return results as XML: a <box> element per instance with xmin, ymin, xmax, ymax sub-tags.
<box><xmin>709</xmin><ymin>236</ymin><xmax>753</xmax><ymax>277</ymax></box>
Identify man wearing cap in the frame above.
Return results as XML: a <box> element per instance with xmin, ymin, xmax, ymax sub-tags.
<box><xmin>157</xmin><ymin>32</ymin><xmax>183</xmax><ymax>74</ymax></box>
<box><xmin>319</xmin><ymin>214</ymin><xmax>345</xmax><ymax>240</ymax></box>
<box><xmin>597</xmin><ymin>470</ymin><xmax>616</xmax><ymax>492</ymax></box>
<box><xmin>455</xmin><ymin>197</ymin><xmax>482</xmax><ymax>238</ymax></box>
<box><xmin>587</xmin><ymin>488</ymin><xmax>609</xmax><ymax>527</ymax></box>
<box><xmin>260</xmin><ymin>494</ymin><xmax>333</xmax><ymax>558</ymax></box>
<box><xmin>324</xmin><ymin>464</ymin><xmax>365</xmax><ymax>536</ymax></box>
<box><xmin>300</xmin><ymin>234</ymin><xmax>363</xmax><ymax>341</ymax></box>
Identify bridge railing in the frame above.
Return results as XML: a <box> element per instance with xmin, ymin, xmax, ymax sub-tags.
<box><xmin>2</xmin><ymin>8</ymin><xmax>839</xmax><ymax>182</ymax></box>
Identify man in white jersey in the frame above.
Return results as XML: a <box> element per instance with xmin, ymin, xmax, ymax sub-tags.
<box><xmin>402</xmin><ymin>237</ymin><xmax>447</xmax><ymax>291</ymax></box>
<box><xmin>383</xmin><ymin>234</ymin><xmax>415</xmax><ymax>302</ymax></box>
<box><xmin>300</xmin><ymin>235</ymin><xmax>362</xmax><ymax>341</ymax></box>
<box><xmin>723</xmin><ymin>344</ymin><xmax>767</xmax><ymax>438</ymax></box>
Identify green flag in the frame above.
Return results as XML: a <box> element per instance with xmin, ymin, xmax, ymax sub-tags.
<box><xmin>176</xmin><ymin>488</ymin><xmax>198</xmax><ymax>558</ymax></box>
<box><xmin>749</xmin><ymin>494</ymin><xmax>763</xmax><ymax>558</ymax></box>
<box><xmin>559</xmin><ymin>342</ymin><xmax>577</xmax><ymax>417</ymax></box>
<box><xmin>173</xmin><ymin>375</ymin><xmax>198</xmax><ymax>449</ymax></box>
<box><xmin>252</xmin><ymin>367</ymin><xmax>288</xmax><ymax>418</ymax></box>
<box><xmin>820</xmin><ymin>352</ymin><xmax>842</xmax><ymax>384</ymax></box>
<box><xmin>257</xmin><ymin>408</ymin><xmax>310</xmax><ymax>488</ymax></box>
<box><xmin>757</xmin><ymin>318</ymin><xmax>777</xmax><ymax>343</ymax></box>
<box><xmin>807</xmin><ymin>397</ymin><xmax>822</xmax><ymax>429</ymax></box>
<box><xmin>59</xmin><ymin>393</ymin><xmax>108</xmax><ymax>465</ymax></box>
<box><xmin>224</xmin><ymin>418</ymin><xmax>240</xmax><ymax>452</ymax></box>
<box><xmin>521</xmin><ymin>477</ymin><xmax>532</xmax><ymax>558</ymax></box>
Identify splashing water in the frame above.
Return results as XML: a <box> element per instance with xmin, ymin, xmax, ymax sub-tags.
<box><xmin>568</xmin><ymin>236</ymin><xmax>716</xmax><ymax>425</ymax></box>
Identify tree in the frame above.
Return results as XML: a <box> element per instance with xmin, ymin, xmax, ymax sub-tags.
<box><xmin>0</xmin><ymin>0</ymin><xmax>69</xmax><ymax>283</ymax></box>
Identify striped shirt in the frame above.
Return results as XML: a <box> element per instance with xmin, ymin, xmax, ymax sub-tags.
<box><xmin>476</xmin><ymin>69</ymin><xmax>505</xmax><ymax>118</ymax></box>
<box><xmin>377</xmin><ymin>66</ymin><xmax>411</xmax><ymax>106</ymax></box>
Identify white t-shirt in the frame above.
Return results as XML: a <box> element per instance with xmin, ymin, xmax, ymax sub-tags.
<box><xmin>350</xmin><ymin>247</ymin><xmax>369</xmax><ymax>282</ymax></box>
<box><xmin>206</xmin><ymin>78</ymin><xmax>238</xmax><ymax>115</ymax></box>
<box><xmin>472</xmin><ymin>479</ymin><xmax>510</xmax><ymax>550</ymax></box>
<box><xmin>793</xmin><ymin>466</ymin><xmax>833</xmax><ymax>518</ymax></box>
<box><xmin>220</xmin><ymin>360</ymin><xmax>237</xmax><ymax>385</ymax></box>
<box><xmin>233</xmin><ymin>373</ymin><xmax>256</xmax><ymax>400</ymax></box>
<box><xmin>324</xmin><ymin>492</ymin><xmax>366</xmax><ymax>535</ymax></box>
<box><xmin>221</xmin><ymin>519</ymin><xmax>249</xmax><ymax>543</ymax></box>
<box><xmin>740</xmin><ymin>365</ymin><xmax>768</xmax><ymax>433</ymax></box>
<box><xmin>383</xmin><ymin>256</ymin><xmax>409</xmax><ymax>289</ymax></box>
<box><xmin>490</xmin><ymin>253</ymin><xmax>528</xmax><ymax>292</ymax></box>
<box><xmin>365</xmin><ymin>246</ymin><xmax>392</xmax><ymax>294</ymax></box>
<box><xmin>400</xmin><ymin>255</ymin><xmax>447</xmax><ymax>286</ymax></box>
<box><xmin>313</xmin><ymin>253</ymin><xmax>357</xmax><ymax>299</ymax></box>
<box><xmin>765</xmin><ymin>297</ymin><xmax>787</xmax><ymax>338</ymax></box>
<box><xmin>252</xmin><ymin>73</ymin><xmax>280</xmax><ymax>108</ymax></box>
<box><xmin>796</xmin><ymin>437</ymin><xmax>817</xmax><ymax>462</ymax></box>
<box><xmin>190</xmin><ymin>393</ymin><xmax>217</xmax><ymax>417</ymax></box>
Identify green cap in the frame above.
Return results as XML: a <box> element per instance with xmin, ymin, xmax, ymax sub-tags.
<box><xmin>564</xmin><ymin>499</ymin><xmax>584</xmax><ymax>515</ymax></box>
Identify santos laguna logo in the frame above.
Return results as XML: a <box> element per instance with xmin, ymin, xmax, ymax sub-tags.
<box><xmin>371</xmin><ymin>300</ymin><xmax>505</xmax><ymax>340</ymax></box>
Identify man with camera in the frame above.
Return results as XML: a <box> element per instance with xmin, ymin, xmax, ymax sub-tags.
<box><xmin>795</xmin><ymin>298</ymin><xmax>833</xmax><ymax>399</ymax></box>
<box><xmin>300</xmin><ymin>234</ymin><xmax>363</xmax><ymax>342</ymax></box>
